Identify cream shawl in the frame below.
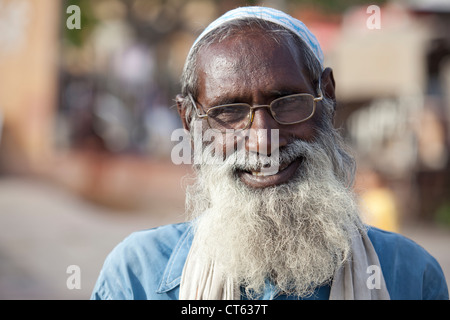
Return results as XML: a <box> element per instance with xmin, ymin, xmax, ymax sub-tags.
<box><xmin>179</xmin><ymin>229</ymin><xmax>390</xmax><ymax>300</ymax></box>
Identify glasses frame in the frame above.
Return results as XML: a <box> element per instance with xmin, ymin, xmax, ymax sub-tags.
<box><xmin>188</xmin><ymin>84</ymin><xmax>323</xmax><ymax>131</ymax></box>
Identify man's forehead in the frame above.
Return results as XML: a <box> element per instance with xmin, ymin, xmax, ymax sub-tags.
<box><xmin>195</xmin><ymin>32</ymin><xmax>311</xmax><ymax>105</ymax></box>
<box><xmin>196</xmin><ymin>30</ymin><xmax>304</xmax><ymax>75</ymax></box>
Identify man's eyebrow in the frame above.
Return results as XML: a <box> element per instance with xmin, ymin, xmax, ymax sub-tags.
<box><xmin>209</xmin><ymin>96</ymin><xmax>241</xmax><ymax>107</ymax></box>
<box><xmin>268</xmin><ymin>87</ymin><xmax>311</xmax><ymax>98</ymax></box>
<box><xmin>207</xmin><ymin>87</ymin><xmax>312</xmax><ymax>107</ymax></box>
<box><xmin>268</xmin><ymin>89</ymin><xmax>298</xmax><ymax>97</ymax></box>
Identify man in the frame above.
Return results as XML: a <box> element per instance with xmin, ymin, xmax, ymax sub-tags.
<box><xmin>91</xmin><ymin>7</ymin><xmax>448</xmax><ymax>300</ymax></box>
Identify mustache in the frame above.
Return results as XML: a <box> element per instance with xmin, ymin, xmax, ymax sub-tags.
<box><xmin>219</xmin><ymin>139</ymin><xmax>313</xmax><ymax>173</ymax></box>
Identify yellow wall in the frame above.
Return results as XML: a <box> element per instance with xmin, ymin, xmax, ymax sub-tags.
<box><xmin>0</xmin><ymin>0</ymin><xmax>60</xmax><ymax>172</ymax></box>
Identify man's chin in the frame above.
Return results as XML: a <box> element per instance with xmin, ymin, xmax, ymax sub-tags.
<box><xmin>236</xmin><ymin>157</ymin><xmax>303</xmax><ymax>189</ymax></box>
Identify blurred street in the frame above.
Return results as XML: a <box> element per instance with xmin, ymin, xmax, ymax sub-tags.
<box><xmin>0</xmin><ymin>162</ymin><xmax>448</xmax><ymax>299</ymax></box>
<box><xmin>0</xmin><ymin>159</ymin><xmax>188</xmax><ymax>300</ymax></box>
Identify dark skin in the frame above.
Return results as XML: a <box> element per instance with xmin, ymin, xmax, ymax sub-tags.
<box><xmin>177</xmin><ymin>30</ymin><xmax>337</xmax><ymax>188</ymax></box>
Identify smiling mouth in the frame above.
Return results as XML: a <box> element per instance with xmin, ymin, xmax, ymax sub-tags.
<box><xmin>236</xmin><ymin>157</ymin><xmax>303</xmax><ymax>188</ymax></box>
<box><xmin>248</xmin><ymin>161</ymin><xmax>291</xmax><ymax>177</ymax></box>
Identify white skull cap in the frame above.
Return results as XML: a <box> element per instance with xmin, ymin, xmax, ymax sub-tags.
<box><xmin>188</xmin><ymin>6</ymin><xmax>324</xmax><ymax>68</ymax></box>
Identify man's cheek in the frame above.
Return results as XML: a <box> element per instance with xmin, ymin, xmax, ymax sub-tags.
<box><xmin>202</xmin><ymin>129</ymin><xmax>226</xmax><ymax>162</ymax></box>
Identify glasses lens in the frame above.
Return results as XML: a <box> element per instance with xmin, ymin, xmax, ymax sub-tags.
<box><xmin>271</xmin><ymin>94</ymin><xmax>315</xmax><ymax>123</ymax></box>
<box><xmin>207</xmin><ymin>104</ymin><xmax>251</xmax><ymax>130</ymax></box>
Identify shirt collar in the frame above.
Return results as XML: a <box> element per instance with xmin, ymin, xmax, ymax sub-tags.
<box><xmin>156</xmin><ymin>223</ymin><xmax>194</xmax><ymax>293</ymax></box>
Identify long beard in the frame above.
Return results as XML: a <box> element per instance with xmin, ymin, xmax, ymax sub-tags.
<box><xmin>185</xmin><ymin>132</ymin><xmax>364</xmax><ymax>298</ymax></box>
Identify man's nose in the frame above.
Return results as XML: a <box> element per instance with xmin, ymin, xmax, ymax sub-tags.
<box><xmin>245</xmin><ymin>108</ymin><xmax>287</xmax><ymax>155</ymax></box>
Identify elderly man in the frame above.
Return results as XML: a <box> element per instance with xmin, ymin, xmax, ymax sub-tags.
<box><xmin>91</xmin><ymin>7</ymin><xmax>448</xmax><ymax>300</ymax></box>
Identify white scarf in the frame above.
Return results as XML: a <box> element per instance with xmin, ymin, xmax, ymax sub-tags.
<box><xmin>179</xmin><ymin>229</ymin><xmax>390</xmax><ymax>300</ymax></box>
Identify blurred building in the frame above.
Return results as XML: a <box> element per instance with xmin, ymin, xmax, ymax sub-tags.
<box><xmin>324</xmin><ymin>1</ymin><xmax>450</xmax><ymax>223</ymax></box>
<box><xmin>0</xmin><ymin>0</ymin><xmax>60</xmax><ymax>173</ymax></box>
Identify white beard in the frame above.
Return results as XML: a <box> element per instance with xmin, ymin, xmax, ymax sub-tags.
<box><xmin>185</xmin><ymin>135</ymin><xmax>364</xmax><ymax>298</ymax></box>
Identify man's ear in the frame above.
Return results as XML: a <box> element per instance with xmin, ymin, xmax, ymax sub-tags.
<box><xmin>176</xmin><ymin>94</ymin><xmax>191</xmax><ymax>132</ymax></box>
<box><xmin>320</xmin><ymin>67</ymin><xmax>336</xmax><ymax>103</ymax></box>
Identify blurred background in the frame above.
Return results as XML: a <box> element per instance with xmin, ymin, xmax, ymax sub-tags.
<box><xmin>0</xmin><ymin>0</ymin><xmax>449</xmax><ymax>299</ymax></box>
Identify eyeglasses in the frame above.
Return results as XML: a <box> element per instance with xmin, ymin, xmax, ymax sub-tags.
<box><xmin>188</xmin><ymin>86</ymin><xmax>323</xmax><ymax>132</ymax></box>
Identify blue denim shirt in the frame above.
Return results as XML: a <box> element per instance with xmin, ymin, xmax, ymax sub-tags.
<box><xmin>91</xmin><ymin>222</ymin><xmax>448</xmax><ymax>300</ymax></box>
